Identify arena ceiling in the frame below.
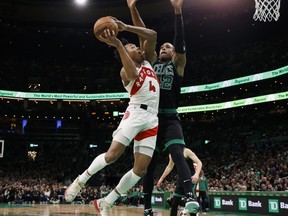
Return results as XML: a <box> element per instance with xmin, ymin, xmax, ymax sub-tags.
<box><xmin>0</xmin><ymin>0</ymin><xmax>257</xmax><ymax>24</ymax></box>
<box><xmin>1</xmin><ymin>0</ymin><xmax>175</xmax><ymax>23</ymax></box>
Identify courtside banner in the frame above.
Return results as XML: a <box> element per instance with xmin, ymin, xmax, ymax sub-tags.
<box><xmin>210</xmin><ymin>193</ymin><xmax>288</xmax><ymax>216</ymax></box>
<box><xmin>151</xmin><ymin>191</ymin><xmax>171</xmax><ymax>209</ymax></box>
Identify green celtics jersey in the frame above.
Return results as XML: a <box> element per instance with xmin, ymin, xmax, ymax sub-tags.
<box><xmin>152</xmin><ymin>60</ymin><xmax>183</xmax><ymax>109</ymax></box>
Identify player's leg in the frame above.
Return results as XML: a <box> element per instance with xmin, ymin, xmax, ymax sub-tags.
<box><xmin>171</xmin><ymin>196</ymin><xmax>183</xmax><ymax>216</ymax></box>
<box><xmin>136</xmin><ymin>123</ymin><xmax>158</xmax><ymax>216</ymax></box>
<box><xmin>95</xmin><ymin>150</ymin><xmax>153</xmax><ymax>216</ymax></box>
<box><xmin>107</xmin><ymin>150</ymin><xmax>152</xmax><ymax>201</ymax></box>
<box><xmin>168</xmin><ymin>144</ymin><xmax>192</xmax><ymax>195</ymax></box>
<box><xmin>165</xmin><ymin>116</ymin><xmax>199</xmax><ymax>214</ymax></box>
<box><xmin>200</xmin><ymin>191</ymin><xmax>207</xmax><ymax>212</ymax></box>
<box><xmin>143</xmin><ymin>150</ymin><xmax>159</xmax><ymax>215</ymax></box>
<box><xmin>85</xmin><ymin>139</ymin><xmax>127</xmax><ymax>177</ymax></box>
<box><xmin>169</xmin><ymin>144</ymin><xmax>199</xmax><ymax>214</ymax></box>
<box><xmin>163</xmin><ymin>117</ymin><xmax>192</xmax><ymax>198</ymax></box>
<box><xmin>65</xmin><ymin>138</ymin><xmax>127</xmax><ymax>202</ymax></box>
<box><xmin>80</xmin><ymin>124</ymin><xmax>131</xmax><ymax>183</ymax></box>
<box><xmin>170</xmin><ymin>179</ymin><xmax>185</xmax><ymax>216</ymax></box>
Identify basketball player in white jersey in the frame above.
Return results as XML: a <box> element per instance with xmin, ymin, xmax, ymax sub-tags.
<box><xmin>65</xmin><ymin>19</ymin><xmax>160</xmax><ymax>216</ymax></box>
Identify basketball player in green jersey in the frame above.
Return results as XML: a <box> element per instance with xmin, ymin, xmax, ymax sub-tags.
<box><xmin>157</xmin><ymin>148</ymin><xmax>202</xmax><ymax>216</ymax></box>
<box><xmin>127</xmin><ymin>0</ymin><xmax>200</xmax><ymax>215</ymax></box>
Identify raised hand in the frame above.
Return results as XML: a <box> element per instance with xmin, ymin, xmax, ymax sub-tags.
<box><xmin>98</xmin><ymin>29</ymin><xmax>120</xmax><ymax>47</ymax></box>
<box><xmin>127</xmin><ymin>0</ymin><xmax>138</xmax><ymax>9</ymax></box>
<box><xmin>109</xmin><ymin>17</ymin><xmax>127</xmax><ymax>32</ymax></box>
<box><xmin>114</xmin><ymin>20</ymin><xmax>127</xmax><ymax>32</ymax></box>
<box><xmin>170</xmin><ymin>0</ymin><xmax>184</xmax><ymax>11</ymax></box>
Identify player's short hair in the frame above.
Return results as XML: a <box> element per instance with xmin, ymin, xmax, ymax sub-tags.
<box><xmin>114</xmin><ymin>38</ymin><xmax>129</xmax><ymax>63</ymax></box>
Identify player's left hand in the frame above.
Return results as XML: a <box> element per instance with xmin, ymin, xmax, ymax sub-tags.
<box><xmin>109</xmin><ymin>17</ymin><xmax>127</xmax><ymax>32</ymax></box>
<box><xmin>127</xmin><ymin>0</ymin><xmax>138</xmax><ymax>9</ymax></box>
<box><xmin>156</xmin><ymin>179</ymin><xmax>163</xmax><ymax>188</ymax></box>
<box><xmin>191</xmin><ymin>174</ymin><xmax>200</xmax><ymax>183</ymax></box>
<box><xmin>99</xmin><ymin>29</ymin><xmax>119</xmax><ymax>47</ymax></box>
<box><xmin>170</xmin><ymin>0</ymin><xmax>183</xmax><ymax>10</ymax></box>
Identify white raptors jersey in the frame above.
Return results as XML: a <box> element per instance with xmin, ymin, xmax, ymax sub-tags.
<box><xmin>124</xmin><ymin>60</ymin><xmax>160</xmax><ymax>114</ymax></box>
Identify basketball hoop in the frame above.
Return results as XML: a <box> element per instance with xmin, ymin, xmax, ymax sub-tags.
<box><xmin>253</xmin><ymin>0</ymin><xmax>281</xmax><ymax>22</ymax></box>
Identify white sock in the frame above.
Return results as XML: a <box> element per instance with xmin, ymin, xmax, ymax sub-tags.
<box><xmin>79</xmin><ymin>153</ymin><xmax>108</xmax><ymax>184</ymax></box>
<box><xmin>105</xmin><ymin>169</ymin><xmax>141</xmax><ymax>204</ymax></box>
<box><xmin>104</xmin><ymin>190</ymin><xmax>119</xmax><ymax>205</ymax></box>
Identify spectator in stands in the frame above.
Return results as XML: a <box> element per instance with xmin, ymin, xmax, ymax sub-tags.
<box><xmin>196</xmin><ymin>170</ymin><xmax>209</xmax><ymax>213</ymax></box>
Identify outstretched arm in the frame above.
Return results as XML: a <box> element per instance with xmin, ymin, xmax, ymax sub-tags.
<box><xmin>115</xmin><ymin>19</ymin><xmax>157</xmax><ymax>63</ymax></box>
<box><xmin>99</xmin><ymin>29</ymin><xmax>138</xmax><ymax>82</ymax></box>
<box><xmin>127</xmin><ymin>0</ymin><xmax>146</xmax><ymax>50</ymax></box>
<box><xmin>157</xmin><ymin>154</ymin><xmax>175</xmax><ymax>188</ymax></box>
<box><xmin>184</xmin><ymin>148</ymin><xmax>202</xmax><ymax>183</ymax></box>
<box><xmin>127</xmin><ymin>0</ymin><xmax>157</xmax><ymax>63</ymax></box>
<box><xmin>171</xmin><ymin>0</ymin><xmax>187</xmax><ymax>76</ymax></box>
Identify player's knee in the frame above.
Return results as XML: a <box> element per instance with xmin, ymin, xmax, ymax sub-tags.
<box><xmin>133</xmin><ymin>167</ymin><xmax>147</xmax><ymax>177</ymax></box>
<box><xmin>105</xmin><ymin>151</ymin><xmax>120</xmax><ymax>164</ymax></box>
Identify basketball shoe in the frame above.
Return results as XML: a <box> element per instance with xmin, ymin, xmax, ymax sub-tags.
<box><xmin>94</xmin><ymin>198</ymin><xmax>112</xmax><ymax>216</ymax></box>
<box><xmin>64</xmin><ymin>176</ymin><xmax>84</xmax><ymax>202</ymax></box>
<box><xmin>143</xmin><ymin>208</ymin><xmax>157</xmax><ymax>216</ymax></box>
<box><xmin>180</xmin><ymin>208</ymin><xmax>199</xmax><ymax>216</ymax></box>
<box><xmin>184</xmin><ymin>193</ymin><xmax>200</xmax><ymax>214</ymax></box>
<box><xmin>180</xmin><ymin>208</ymin><xmax>189</xmax><ymax>216</ymax></box>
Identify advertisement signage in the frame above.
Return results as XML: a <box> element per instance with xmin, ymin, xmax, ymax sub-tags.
<box><xmin>151</xmin><ymin>194</ymin><xmax>164</xmax><ymax>207</ymax></box>
<box><xmin>210</xmin><ymin>194</ymin><xmax>288</xmax><ymax>216</ymax></box>
<box><xmin>151</xmin><ymin>192</ymin><xmax>171</xmax><ymax>209</ymax></box>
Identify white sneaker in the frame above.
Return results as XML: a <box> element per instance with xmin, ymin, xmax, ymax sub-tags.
<box><xmin>180</xmin><ymin>208</ymin><xmax>200</xmax><ymax>216</ymax></box>
<box><xmin>64</xmin><ymin>176</ymin><xmax>84</xmax><ymax>202</ymax></box>
<box><xmin>94</xmin><ymin>198</ymin><xmax>112</xmax><ymax>216</ymax></box>
<box><xmin>180</xmin><ymin>208</ymin><xmax>189</xmax><ymax>216</ymax></box>
<box><xmin>185</xmin><ymin>197</ymin><xmax>200</xmax><ymax>214</ymax></box>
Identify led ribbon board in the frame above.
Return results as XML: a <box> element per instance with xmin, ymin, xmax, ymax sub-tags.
<box><xmin>0</xmin><ymin>65</ymin><xmax>287</xmax><ymax>100</ymax></box>
<box><xmin>180</xmin><ymin>65</ymin><xmax>288</xmax><ymax>93</ymax></box>
<box><xmin>0</xmin><ymin>66</ymin><xmax>287</xmax><ymax>113</ymax></box>
<box><xmin>0</xmin><ymin>91</ymin><xmax>129</xmax><ymax>100</ymax></box>
<box><xmin>177</xmin><ymin>91</ymin><xmax>288</xmax><ymax>113</ymax></box>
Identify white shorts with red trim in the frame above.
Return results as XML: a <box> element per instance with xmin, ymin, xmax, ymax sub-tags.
<box><xmin>112</xmin><ymin>105</ymin><xmax>158</xmax><ymax>157</ymax></box>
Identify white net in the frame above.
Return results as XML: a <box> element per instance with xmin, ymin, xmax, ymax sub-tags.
<box><xmin>253</xmin><ymin>0</ymin><xmax>281</xmax><ymax>22</ymax></box>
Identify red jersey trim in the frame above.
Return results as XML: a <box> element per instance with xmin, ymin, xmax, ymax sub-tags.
<box><xmin>130</xmin><ymin>66</ymin><xmax>159</xmax><ymax>96</ymax></box>
<box><xmin>134</xmin><ymin>126</ymin><xmax>158</xmax><ymax>141</ymax></box>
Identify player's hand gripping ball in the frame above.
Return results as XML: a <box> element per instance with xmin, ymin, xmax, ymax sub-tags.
<box><xmin>93</xmin><ymin>16</ymin><xmax>118</xmax><ymax>42</ymax></box>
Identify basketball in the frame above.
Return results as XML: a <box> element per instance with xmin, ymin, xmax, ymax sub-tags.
<box><xmin>93</xmin><ymin>16</ymin><xmax>119</xmax><ymax>42</ymax></box>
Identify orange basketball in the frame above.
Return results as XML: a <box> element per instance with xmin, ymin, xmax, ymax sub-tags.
<box><xmin>93</xmin><ymin>16</ymin><xmax>118</xmax><ymax>42</ymax></box>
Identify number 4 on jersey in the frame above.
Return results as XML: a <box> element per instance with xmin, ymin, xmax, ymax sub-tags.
<box><xmin>149</xmin><ymin>81</ymin><xmax>156</xmax><ymax>92</ymax></box>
